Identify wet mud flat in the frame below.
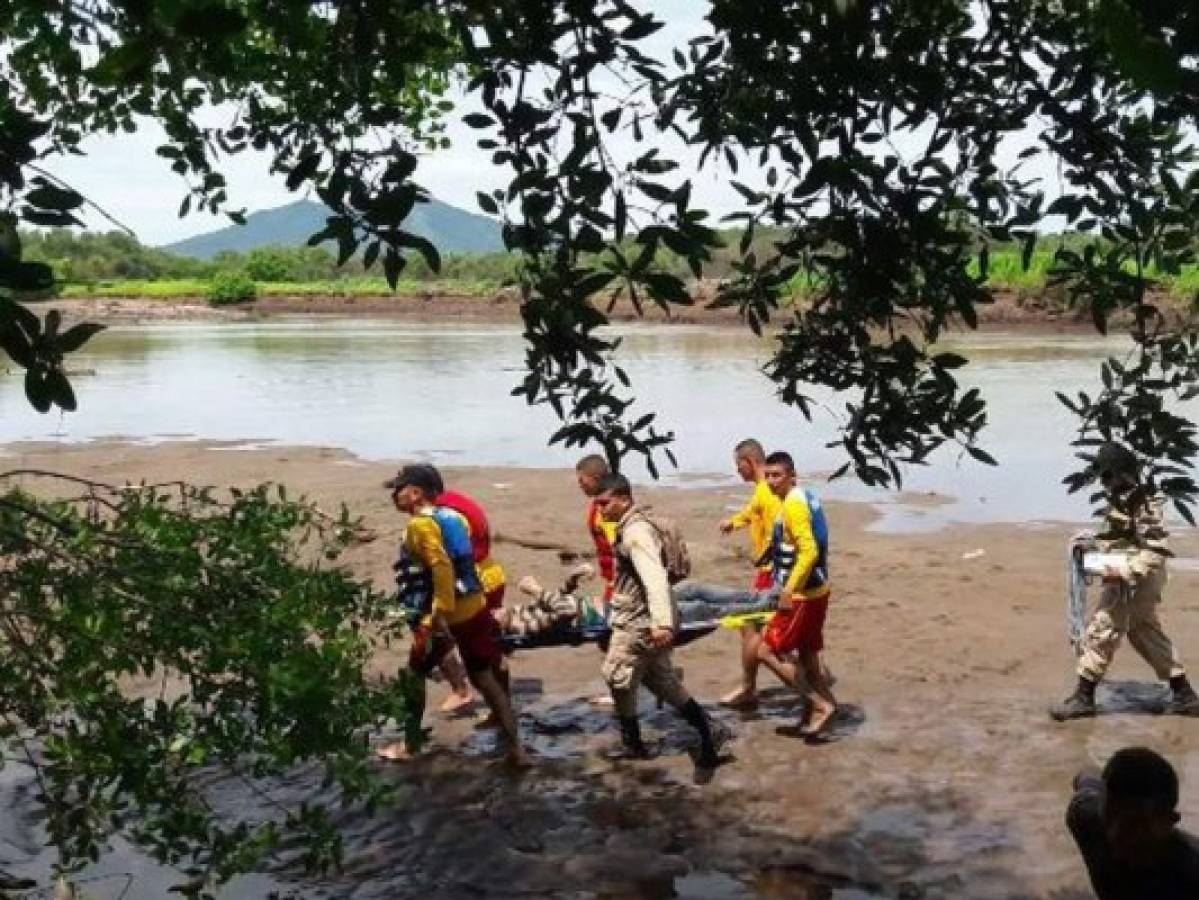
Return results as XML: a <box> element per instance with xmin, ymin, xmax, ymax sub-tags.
<box><xmin>3</xmin><ymin>442</ymin><xmax>1199</xmax><ymax>898</ymax></box>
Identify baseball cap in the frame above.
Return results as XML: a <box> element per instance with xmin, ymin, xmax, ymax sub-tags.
<box><xmin>383</xmin><ymin>463</ymin><xmax>445</xmax><ymax>495</ymax></box>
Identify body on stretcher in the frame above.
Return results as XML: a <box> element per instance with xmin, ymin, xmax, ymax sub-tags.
<box><xmin>500</xmin><ymin>620</ymin><xmax>720</xmax><ymax>651</ymax></box>
<box><xmin>498</xmin><ymin>572</ymin><xmax>776</xmax><ymax>651</ymax></box>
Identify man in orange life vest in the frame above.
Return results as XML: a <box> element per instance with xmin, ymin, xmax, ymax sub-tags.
<box><xmin>576</xmin><ymin>454</ymin><xmax>617</xmax><ymax>613</ymax></box>
<box><xmin>434</xmin><ymin>474</ymin><xmax>508</xmax><ymax>714</ymax></box>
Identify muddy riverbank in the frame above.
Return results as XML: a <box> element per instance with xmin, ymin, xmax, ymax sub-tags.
<box><xmin>43</xmin><ymin>287</ymin><xmax>1118</xmax><ymax>332</ymax></box>
<box><xmin>2</xmin><ymin>440</ymin><xmax>1198</xmax><ymax>897</ymax></box>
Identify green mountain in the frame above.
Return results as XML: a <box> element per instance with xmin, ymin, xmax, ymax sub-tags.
<box><xmin>161</xmin><ymin>197</ymin><xmax>504</xmax><ymax>258</ymax></box>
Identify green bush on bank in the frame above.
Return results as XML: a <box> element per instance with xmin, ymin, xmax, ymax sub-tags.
<box><xmin>206</xmin><ymin>270</ymin><xmax>258</xmax><ymax>305</ymax></box>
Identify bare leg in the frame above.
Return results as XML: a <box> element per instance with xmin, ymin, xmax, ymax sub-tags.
<box><xmin>756</xmin><ymin>643</ymin><xmax>805</xmax><ymax>693</ymax></box>
<box><xmin>475</xmin><ymin>660</ymin><xmax>511</xmax><ymax>728</ymax></box>
<box><xmin>799</xmin><ymin>651</ymin><xmax>837</xmax><ymax>734</ymax></box>
<box><xmin>377</xmin><ymin>668</ymin><xmax>429</xmax><ymax>760</ymax></box>
<box><xmin>438</xmin><ymin>649</ymin><xmax>475</xmax><ymax>713</ymax></box>
<box><xmin>721</xmin><ymin>625</ymin><xmax>765</xmax><ymax>707</ymax></box>
<box><xmin>469</xmin><ymin>667</ymin><xmax>533</xmax><ymax>768</ymax></box>
<box><xmin>756</xmin><ymin>643</ymin><xmax>823</xmax><ymax>728</ymax></box>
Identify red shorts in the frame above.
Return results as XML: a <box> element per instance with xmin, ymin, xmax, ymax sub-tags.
<box><xmin>752</xmin><ymin>569</ymin><xmax>774</xmax><ymax>592</ymax></box>
<box><xmin>409</xmin><ymin>610</ymin><xmax>504</xmax><ymax>676</ymax></box>
<box><xmin>449</xmin><ymin>609</ymin><xmax>504</xmax><ymax>674</ymax></box>
<box><xmin>764</xmin><ymin>594</ymin><xmax>829</xmax><ymax>656</ymax></box>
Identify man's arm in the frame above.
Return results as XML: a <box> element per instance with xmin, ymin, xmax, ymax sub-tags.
<box><xmin>723</xmin><ymin>494</ymin><xmax>756</xmax><ymax>532</ymax></box>
<box><xmin>626</xmin><ymin>520</ymin><xmax>674</xmax><ymax>630</ymax></box>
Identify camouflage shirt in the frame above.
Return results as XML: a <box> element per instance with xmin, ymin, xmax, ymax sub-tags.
<box><xmin>1097</xmin><ymin>492</ymin><xmax>1170</xmax><ymax>578</ymax></box>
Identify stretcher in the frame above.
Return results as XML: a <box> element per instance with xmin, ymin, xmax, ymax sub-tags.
<box><xmin>500</xmin><ymin>611</ymin><xmax>764</xmax><ymax>651</ymax></box>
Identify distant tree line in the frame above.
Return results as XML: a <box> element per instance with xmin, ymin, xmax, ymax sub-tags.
<box><xmin>17</xmin><ymin>229</ymin><xmax>524</xmax><ymax>285</ymax></box>
<box><xmin>24</xmin><ymin>227</ymin><xmax>1177</xmax><ymax>299</ymax></box>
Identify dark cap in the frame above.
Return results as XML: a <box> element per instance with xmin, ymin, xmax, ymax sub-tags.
<box><xmin>383</xmin><ymin>463</ymin><xmax>444</xmax><ymax>496</ymax></box>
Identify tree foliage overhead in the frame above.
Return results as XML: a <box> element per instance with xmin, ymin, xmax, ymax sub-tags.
<box><xmin>462</xmin><ymin>0</ymin><xmax>1199</xmax><ymax>510</ymax></box>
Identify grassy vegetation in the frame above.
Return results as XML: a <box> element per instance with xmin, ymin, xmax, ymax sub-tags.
<box><xmin>61</xmin><ymin>276</ymin><xmax>504</xmax><ymax>299</ymax></box>
<box><xmin>31</xmin><ymin>227</ymin><xmax>1199</xmax><ymax>305</ymax></box>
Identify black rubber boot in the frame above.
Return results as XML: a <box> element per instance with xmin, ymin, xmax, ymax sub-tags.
<box><xmin>1169</xmin><ymin>675</ymin><xmax>1199</xmax><ymax>716</ymax></box>
<box><xmin>612</xmin><ymin>716</ymin><xmax>653</xmax><ymax>759</ymax></box>
<box><xmin>1050</xmin><ymin>676</ymin><xmax>1098</xmax><ymax>722</ymax></box>
<box><xmin>680</xmin><ymin>699</ymin><xmax>722</xmax><ymax>768</ymax></box>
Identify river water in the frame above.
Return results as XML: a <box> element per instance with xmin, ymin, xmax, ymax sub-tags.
<box><xmin>0</xmin><ymin>321</ymin><xmax>1174</xmax><ymax>529</ymax></box>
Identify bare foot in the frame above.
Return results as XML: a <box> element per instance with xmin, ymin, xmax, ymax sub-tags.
<box><xmin>718</xmin><ymin>687</ymin><xmax>759</xmax><ymax>710</ymax></box>
<box><xmin>440</xmin><ymin>690</ymin><xmax>476</xmax><ymax>715</ymax></box>
<box><xmin>804</xmin><ymin>704</ymin><xmax>838</xmax><ymax>739</ymax></box>
<box><xmin>517</xmin><ymin>575</ymin><xmax>544</xmax><ymax>597</ymax></box>
<box><xmin>375</xmin><ymin>741</ymin><xmax>416</xmax><ymax>762</ymax></box>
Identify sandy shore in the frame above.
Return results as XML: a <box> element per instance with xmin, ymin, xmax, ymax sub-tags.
<box><xmin>3</xmin><ymin>440</ymin><xmax>1199</xmax><ymax>898</ymax></box>
<box><xmin>45</xmin><ymin>288</ymin><xmax>1107</xmax><ymax>332</ymax></box>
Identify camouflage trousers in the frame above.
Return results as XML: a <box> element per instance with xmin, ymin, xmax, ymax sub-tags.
<box><xmin>1077</xmin><ymin>567</ymin><xmax>1186</xmax><ymax>683</ymax></box>
<box><xmin>601</xmin><ymin>627</ymin><xmax>691</xmax><ymax>718</ymax></box>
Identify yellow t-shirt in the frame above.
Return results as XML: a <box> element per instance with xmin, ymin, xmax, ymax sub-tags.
<box><xmin>729</xmin><ymin>479</ymin><xmax>782</xmax><ymax>572</ymax></box>
<box><xmin>404</xmin><ymin>513</ymin><xmax>486</xmax><ymax>626</ymax></box>
<box><xmin>777</xmin><ymin>488</ymin><xmax>830</xmax><ymax>601</ymax></box>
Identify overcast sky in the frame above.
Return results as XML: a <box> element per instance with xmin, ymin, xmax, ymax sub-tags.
<box><xmin>39</xmin><ymin>1</ymin><xmax>1064</xmax><ymax>246</ymax></box>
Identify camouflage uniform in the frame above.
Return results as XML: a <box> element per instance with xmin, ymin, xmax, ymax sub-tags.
<box><xmin>1077</xmin><ymin>495</ymin><xmax>1186</xmax><ymax>683</ymax></box>
<box><xmin>601</xmin><ymin>506</ymin><xmax>690</xmax><ymax>717</ymax></box>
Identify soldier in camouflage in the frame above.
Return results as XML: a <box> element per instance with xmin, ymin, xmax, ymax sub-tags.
<box><xmin>1052</xmin><ymin>442</ymin><xmax>1199</xmax><ymax>720</ymax></box>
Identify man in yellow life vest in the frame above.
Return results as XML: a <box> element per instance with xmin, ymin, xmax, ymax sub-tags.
<box><xmin>757</xmin><ymin>451</ymin><xmax>838</xmax><ymax>740</ymax></box>
<box><xmin>718</xmin><ymin>438</ymin><xmax>782</xmax><ymax>708</ymax></box>
<box><xmin>380</xmin><ymin>464</ymin><xmax>532</xmax><ymax>769</ymax></box>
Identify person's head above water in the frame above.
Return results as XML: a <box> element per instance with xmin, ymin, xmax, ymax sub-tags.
<box><xmin>763</xmin><ymin>451</ymin><xmax>796</xmax><ymax>500</ymax></box>
<box><xmin>576</xmin><ymin>454</ymin><xmax>611</xmax><ymax>498</ymax></box>
<box><xmin>734</xmin><ymin>438</ymin><xmax>766</xmax><ymax>483</ymax></box>
<box><xmin>1101</xmin><ymin>747</ymin><xmax>1181</xmax><ymax>864</ymax></box>
<box><xmin>595</xmin><ymin>472</ymin><xmax>634</xmax><ymax>523</ymax></box>
<box><xmin>384</xmin><ymin>463</ymin><xmax>444</xmax><ymax>514</ymax></box>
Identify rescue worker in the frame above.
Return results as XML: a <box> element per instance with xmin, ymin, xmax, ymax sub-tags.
<box><xmin>1051</xmin><ymin>442</ymin><xmax>1199</xmax><ymax>720</ymax></box>
<box><xmin>595</xmin><ymin>473</ymin><xmax>725</xmax><ymax>772</ymax></box>
<box><xmin>379</xmin><ymin>464</ymin><xmax>532</xmax><ymax>767</ymax></box>
<box><xmin>718</xmin><ymin>438</ymin><xmax>783</xmax><ymax>708</ymax></box>
<box><xmin>756</xmin><ymin>451</ymin><xmax>838</xmax><ymax>740</ymax></box>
